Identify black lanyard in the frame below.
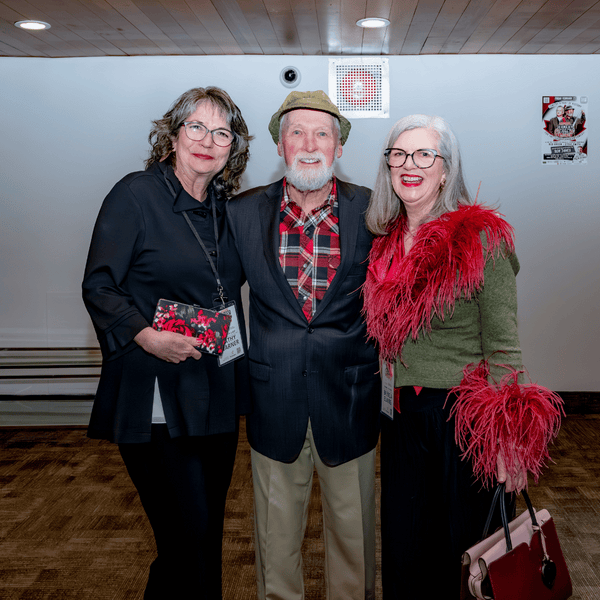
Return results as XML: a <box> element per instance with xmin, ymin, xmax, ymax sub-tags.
<box><xmin>164</xmin><ymin>171</ymin><xmax>226</xmax><ymax>306</ymax></box>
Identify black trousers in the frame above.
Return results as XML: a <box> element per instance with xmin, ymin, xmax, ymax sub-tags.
<box><xmin>380</xmin><ymin>387</ymin><xmax>513</xmax><ymax>600</ymax></box>
<box><xmin>119</xmin><ymin>424</ymin><xmax>239</xmax><ymax>600</ymax></box>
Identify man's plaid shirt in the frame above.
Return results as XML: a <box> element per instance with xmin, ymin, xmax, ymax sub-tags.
<box><xmin>279</xmin><ymin>178</ymin><xmax>341</xmax><ymax>321</ymax></box>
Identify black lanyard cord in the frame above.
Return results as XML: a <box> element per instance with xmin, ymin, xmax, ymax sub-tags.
<box><xmin>182</xmin><ymin>211</ymin><xmax>225</xmax><ymax>304</ymax></box>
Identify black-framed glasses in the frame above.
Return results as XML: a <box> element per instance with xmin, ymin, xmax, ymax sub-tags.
<box><xmin>181</xmin><ymin>121</ymin><xmax>235</xmax><ymax>147</ymax></box>
<box><xmin>384</xmin><ymin>148</ymin><xmax>444</xmax><ymax>169</ymax></box>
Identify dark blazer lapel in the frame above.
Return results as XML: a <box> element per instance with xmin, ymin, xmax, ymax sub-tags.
<box><xmin>258</xmin><ymin>180</ymin><xmax>307</xmax><ymax>322</ymax></box>
<box><xmin>312</xmin><ymin>178</ymin><xmax>359</xmax><ymax>321</ymax></box>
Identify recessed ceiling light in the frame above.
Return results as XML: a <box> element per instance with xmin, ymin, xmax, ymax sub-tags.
<box><xmin>356</xmin><ymin>18</ymin><xmax>390</xmax><ymax>29</ymax></box>
<box><xmin>15</xmin><ymin>20</ymin><xmax>51</xmax><ymax>31</ymax></box>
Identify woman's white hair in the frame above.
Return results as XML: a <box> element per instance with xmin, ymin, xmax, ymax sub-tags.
<box><xmin>365</xmin><ymin>114</ymin><xmax>472</xmax><ymax>235</ymax></box>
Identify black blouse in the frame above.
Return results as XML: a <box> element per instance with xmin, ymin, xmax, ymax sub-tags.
<box><xmin>82</xmin><ymin>161</ymin><xmax>249</xmax><ymax>443</ymax></box>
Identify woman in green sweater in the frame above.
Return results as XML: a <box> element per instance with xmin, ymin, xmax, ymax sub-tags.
<box><xmin>362</xmin><ymin>115</ymin><xmax>562</xmax><ymax>599</ymax></box>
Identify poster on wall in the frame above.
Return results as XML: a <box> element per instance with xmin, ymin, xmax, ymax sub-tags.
<box><xmin>542</xmin><ymin>96</ymin><xmax>588</xmax><ymax>165</ymax></box>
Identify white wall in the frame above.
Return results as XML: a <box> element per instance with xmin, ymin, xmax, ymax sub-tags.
<box><xmin>1</xmin><ymin>55</ymin><xmax>598</xmax><ymax>391</ymax></box>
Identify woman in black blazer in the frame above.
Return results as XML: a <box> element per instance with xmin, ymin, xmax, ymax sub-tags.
<box><xmin>82</xmin><ymin>86</ymin><xmax>252</xmax><ymax>599</ymax></box>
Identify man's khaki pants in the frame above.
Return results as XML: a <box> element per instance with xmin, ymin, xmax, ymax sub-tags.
<box><xmin>251</xmin><ymin>420</ymin><xmax>376</xmax><ymax>600</ymax></box>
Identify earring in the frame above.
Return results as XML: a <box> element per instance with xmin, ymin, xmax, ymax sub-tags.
<box><xmin>439</xmin><ymin>180</ymin><xmax>446</xmax><ymax>193</ymax></box>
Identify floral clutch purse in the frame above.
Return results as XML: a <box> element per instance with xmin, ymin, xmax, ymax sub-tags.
<box><xmin>152</xmin><ymin>298</ymin><xmax>232</xmax><ymax>355</ymax></box>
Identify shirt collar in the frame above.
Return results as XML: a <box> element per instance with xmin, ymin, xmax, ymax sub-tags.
<box><xmin>173</xmin><ymin>186</ymin><xmax>218</xmax><ymax>214</ymax></box>
<box><xmin>158</xmin><ymin>163</ymin><xmax>220</xmax><ymax>215</ymax></box>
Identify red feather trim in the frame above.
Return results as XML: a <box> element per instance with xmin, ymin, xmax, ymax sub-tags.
<box><xmin>362</xmin><ymin>204</ymin><xmax>515</xmax><ymax>362</ymax></box>
<box><xmin>449</xmin><ymin>360</ymin><xmax>564</xmax><ymax>489</ymax></box>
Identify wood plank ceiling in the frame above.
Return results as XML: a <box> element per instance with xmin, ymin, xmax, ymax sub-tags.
<box><xmin>1</xmin><ymin>0</ymin><xmax>600</xmax><ymax>58</ymax></box>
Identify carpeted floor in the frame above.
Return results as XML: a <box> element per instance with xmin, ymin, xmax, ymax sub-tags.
<box><xmin>0</xmin><ymin>415</ymin><xmax>599</xmax><ymax>599</ymax></box>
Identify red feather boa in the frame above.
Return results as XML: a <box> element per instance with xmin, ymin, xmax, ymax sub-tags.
<box><xmin>362</xmin><ymin>204</ymin><xmax>515</xmax><ymax>362</ymax></box>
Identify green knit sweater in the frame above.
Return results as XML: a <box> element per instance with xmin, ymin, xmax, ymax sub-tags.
<box><xmin>394</xmin><ymin>249</ymin><xmax>522</xmax><ymax>388</ymax></box>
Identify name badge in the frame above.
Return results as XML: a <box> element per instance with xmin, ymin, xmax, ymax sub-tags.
<box><xmin>381</xmin><ymin>359</ymin><xmax>394</xmax><ymax>420</ymax></box>
<box><xmin>218</xmin><ymin>301</ymin><xmax>245</xmax><ymax>367</ymax></box>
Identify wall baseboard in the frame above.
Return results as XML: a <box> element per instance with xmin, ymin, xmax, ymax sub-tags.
<box><xmin>557</xmin><ymin>392</ymin><xmax>600</xmax><ymax>415</ymax></box>
<box><xmin>0</xmin><ymin>398</ymin><xmax>93</xmax><ymax>427</ymax></box>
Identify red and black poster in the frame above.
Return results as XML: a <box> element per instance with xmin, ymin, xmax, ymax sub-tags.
<box><xmin>542</xmin><ymin>96</ymin><xmax>588</xmax><ymax>165</ymax></box>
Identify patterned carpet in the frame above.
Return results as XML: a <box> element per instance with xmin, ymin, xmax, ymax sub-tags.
<box><xmin>0</xmin><ymin>416</ymin><xmax>598</xmax><ymax>599</ymax></box>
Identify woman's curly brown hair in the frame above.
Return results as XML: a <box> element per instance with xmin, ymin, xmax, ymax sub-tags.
<box><xmin>146</xmin><ymin>87</ymin><xmax>253</xmax><ymax>200</ymax></box>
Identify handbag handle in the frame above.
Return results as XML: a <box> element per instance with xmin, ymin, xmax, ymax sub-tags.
<box><xmin>481</xmin><ymin>484</ymin><xmax>540</xmax><ymax>552</ymax></box>
<box><xmin>481</xmin><ymin>485</ymin><xmax>504</xmax><ymax>540</ymax></box>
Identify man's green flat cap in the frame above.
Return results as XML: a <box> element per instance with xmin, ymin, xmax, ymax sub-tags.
<box><xmin>268</xmin><ymin>90</ymin><xmax>351</xmax><ymax>145</ymax></box>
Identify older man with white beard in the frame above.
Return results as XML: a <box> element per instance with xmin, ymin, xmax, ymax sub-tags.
<box><xmin>227</xmin><ymin>91</ymin><xmax>380</xmax><ymax>600</ymax></box>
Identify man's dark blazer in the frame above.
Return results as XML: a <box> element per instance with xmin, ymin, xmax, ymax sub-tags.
<box><xmin>227</xmin><ymin>178</ymin><xmax>381</xmax><ymax>467</ymax></box>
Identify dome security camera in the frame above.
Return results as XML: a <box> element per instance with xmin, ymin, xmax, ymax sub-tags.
<box><xmin>280</xmin><ymin>66</ymin><xmax>301</xmax><ymax>88</ymax></box>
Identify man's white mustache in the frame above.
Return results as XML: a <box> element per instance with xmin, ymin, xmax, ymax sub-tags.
<box><xmin>293</xmin><ymin>152</ymin><xmax>326</xmax><ymax>166</ymax></box>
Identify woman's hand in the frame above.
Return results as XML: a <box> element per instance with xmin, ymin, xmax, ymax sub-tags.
<box><xmin>134</xmin><ymin>327</ymin><xmax>202</xmax><ymax>363</ymax></box>
<box><xmin>496</xmin><ymin>451</ymin><xmax>526</xmax><ymax>493</ymax></box>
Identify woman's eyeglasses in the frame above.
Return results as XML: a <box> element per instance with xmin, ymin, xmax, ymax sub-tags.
<box><xmin>181</xmin><ymin>122</ymin><xmax>235</xmax><ymax>147</ymax></box>
<box><xmin>384</xmin><ymin>148</ymin><xmax>444</xmax><ymax>169</ymax></box>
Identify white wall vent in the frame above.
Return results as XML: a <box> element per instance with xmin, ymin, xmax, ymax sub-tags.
<box><xmin>328</xmin><ymin>58</ymin><xmax>389</xmax><ymax>119</ymax></box>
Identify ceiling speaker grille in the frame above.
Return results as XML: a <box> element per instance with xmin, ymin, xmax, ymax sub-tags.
<box><xmin>329</xmin><ymin>58</ymin><xmax>389</xmax><ymax>119</ymax></box>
